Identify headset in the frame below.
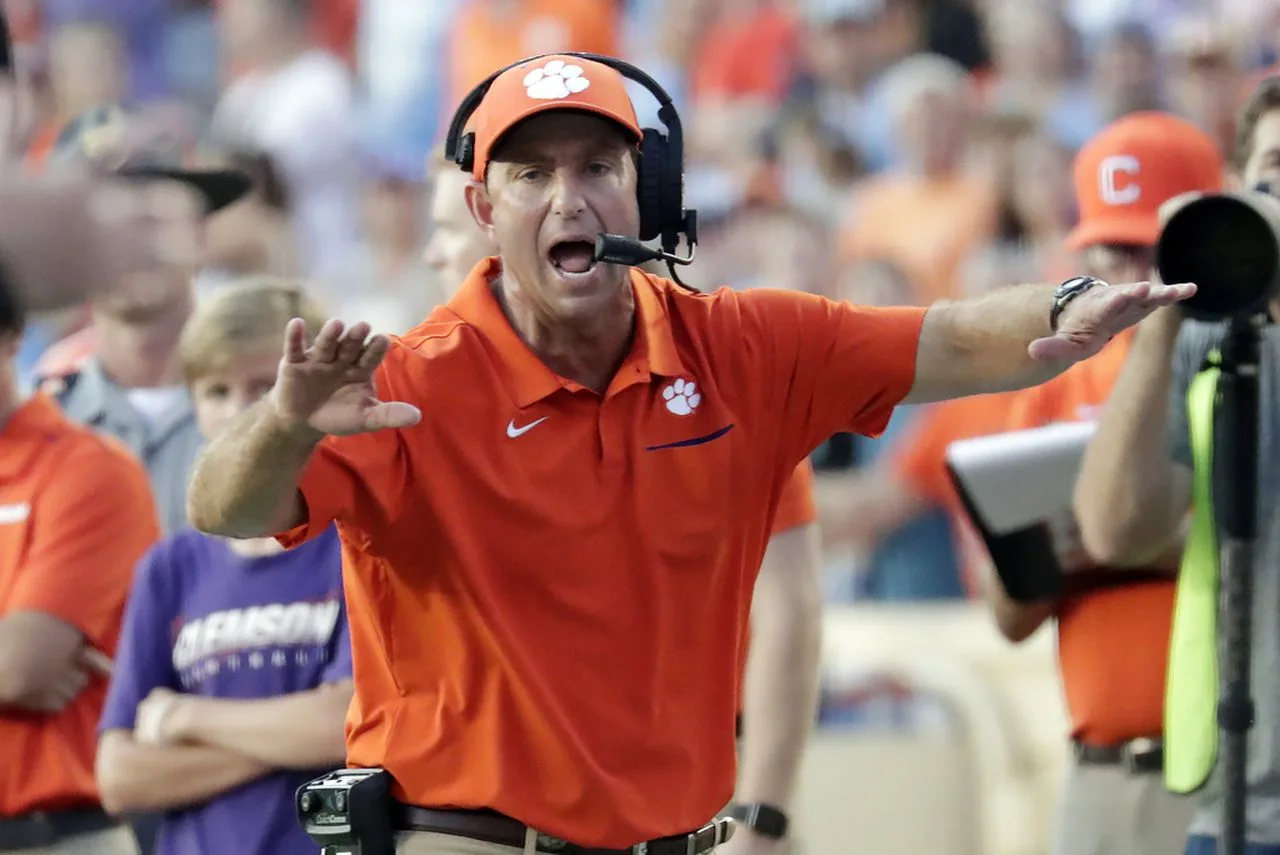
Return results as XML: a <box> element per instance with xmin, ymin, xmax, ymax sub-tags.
<box><xmin>443</xmin><ymin>51</ymin><xmax>698</xmax><ymax>288</ymax></box>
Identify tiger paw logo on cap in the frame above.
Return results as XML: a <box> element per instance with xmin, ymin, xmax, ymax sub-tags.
<box><xmin>523</xmin><ymin>59</ymin><xmax>591</xmax><ymax>100</ymax></box>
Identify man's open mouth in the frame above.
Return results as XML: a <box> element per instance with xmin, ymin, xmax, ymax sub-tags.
<box><xmin>548</xmin><ymin>238</ymin><xmax>598</xmax><ymax>275</ymax></box>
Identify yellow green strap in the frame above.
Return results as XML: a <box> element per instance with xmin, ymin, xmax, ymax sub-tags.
<box><xmin>1165</xmin><ymin>350</ymin><xmax>1222</xmax><ymax>794</ymax></box>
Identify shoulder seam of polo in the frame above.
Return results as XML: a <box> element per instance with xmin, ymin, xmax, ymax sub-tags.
<box><xmin>392</xmin><ymin>315</ymin><xmax>472</xmax><ymax>354</ymax></box>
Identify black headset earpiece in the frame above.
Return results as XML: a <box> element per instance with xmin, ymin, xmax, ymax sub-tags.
<box><xmin>443</xmin><ymin>51</ymin><xmax>696</xmax><ymax>267</ymax></box>
<box><xmin>635</xmin><ymin>127</ymin><xmax>667</xmax><ymax>242</ymax></box>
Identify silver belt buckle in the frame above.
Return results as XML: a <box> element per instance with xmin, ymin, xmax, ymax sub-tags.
<box><xmin>631</xmin><ymin>843</ymin><xmax>648</xmax><ymax>855</ymax></box>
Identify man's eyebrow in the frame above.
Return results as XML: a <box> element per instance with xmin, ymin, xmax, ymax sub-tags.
<box><xmin>585</xmin><ymin>145</ymin><xmax>630</xmax><ymax>162</ymax></box>
<box><xmin>495</xmin><ymin>149</ymin><xmax>552</xmax><ymax>172</ymax></box>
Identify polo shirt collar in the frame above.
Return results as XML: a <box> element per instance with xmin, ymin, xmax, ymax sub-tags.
<box><xmin>447</xmin><ymin>258</ymin><xmax>688</xmax><ymax>408</ymax></box>
<box><xmin>0</xmin><ymin>394</ymin><xmax>65</xmax><ymax>480</ymax></box>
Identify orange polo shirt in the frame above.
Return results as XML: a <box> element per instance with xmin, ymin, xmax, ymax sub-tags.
<box><xmin>1004</xmin><ymin>329</ymin><xmax>1173</xmax><ymax>746</ymax></box>
<box><xmin>0</xmin><ymin>395</ymin><xmax>159</xmax><ymax>816</ymax></box>
<box><xmin>279</xmin><ymin>259</ymin><xmax>924</xmax><ymax>848</ymax></box>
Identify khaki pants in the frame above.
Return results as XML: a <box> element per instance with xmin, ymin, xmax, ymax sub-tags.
<box><xmin>395</xmin><ymin>830</ymin><xmax>528</xmax><ymax>854</ymax></box>
<box><xmin>1052</xmin><ymin>762</ymin><xmax>1195</xmax><ymax>855</ymax></box>
<box><xmin>7</xmin><ymin>825</ymin><xmax>139</xmax><ymax>855</ymax></box>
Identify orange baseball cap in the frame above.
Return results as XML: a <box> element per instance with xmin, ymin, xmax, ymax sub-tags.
<box><xmin>468</xmin><ymin>55</ymin><xmax>643</xmax><ymax>181</ymax></box>
<box><xmin>1067</xmin><ymin>111</ymin><xmax>1224</xmax><ymax>251</ymax></box>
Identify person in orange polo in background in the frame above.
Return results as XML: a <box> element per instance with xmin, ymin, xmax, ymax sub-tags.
<box><xmin>979</xmin><ymin>111</ymin><xmax>1225</xmax><ymax>855</ymax></box>
<box><xmin>0</xmin><ymin>261</ymin><xmax>160</xmax><ymax>854</ymax></box>
<box><xmin>186</xmin><ymin>52</ymin><xmax>1190</xmax><ymax>855</ymax></box>
<box><xmin>423</xmin><ymin>143</ymin><xmax>824</xmax><ymax>852</ymax></box>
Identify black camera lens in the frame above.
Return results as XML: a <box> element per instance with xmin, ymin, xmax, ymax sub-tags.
<box><xmin>1156</xmin><ymin>194</ymin><xmax>1280</xmax><ymax>321</ymax></box>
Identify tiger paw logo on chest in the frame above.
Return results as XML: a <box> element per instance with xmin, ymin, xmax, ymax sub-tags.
<box><xmin>663</xmin><ymin>379</ymin><xmax>701</xmax><ymax>416</ymax></box>
<box><xmin>523</xmin><ymin>59</ymin><xmax>591</xmax><ymax>100</ymax></box>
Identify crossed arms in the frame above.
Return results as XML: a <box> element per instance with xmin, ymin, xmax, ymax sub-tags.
<box><xmin>0</xmin><ymin>614</ymin><xmax>113</xmax><ymax>714</ymax></box>
<box><xmin>96</xmin><ymin>681</ymin><xmax>353</xmax><ymax>814</ymax></box>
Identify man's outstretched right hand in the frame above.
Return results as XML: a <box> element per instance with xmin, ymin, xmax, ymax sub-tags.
<box><xmin>269</xmin><ymin>318</ymin><xmax>422</xmax><ymax>438</ymax></box>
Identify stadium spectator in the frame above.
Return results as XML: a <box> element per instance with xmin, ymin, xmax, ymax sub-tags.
<box><xmin>984</xmin><ymin>111</ymin><xmax>1224</xmax><ymax>855</ymax></box>
<box><xmin>95</xmin><ymin>277</ymin><xmax>352</xmax><ymax>855</ymax></box>
<box><xmin>211</xmin><ymin>0</ymin><xmax>360</xmax><ymax>282</ymax></box>
<box><xmin>35</xmin><ymin>104</ymin><xmax>252</xmax><ymax>535</ymax></box>
<box><xmin>195</xmin><ymin>145</ymin><xmax>301</xmax><ymax>291</ymax></box>
<box><xmin>1074</xmin><ymin>76</ymin><xmax>1280</xmax><ymax>855</ymax></box>
<box><xmin>0</xmin><ymin>257</ymin><xmax>159</xmax><ymax>855</ymax></box>
<box><xmin>837</xmin><ymin>53</ymin><xmax>997</xmax><ymax>306</ymax></box>
<box><xmin>325</xmin><ymin>138</ymin><xmax>441</xmax><ymax>334</ymax></box>
<box><xmin>24</xmin><ymin>19</ymin><xmax>128</xmax><ymax>169</ymax></box>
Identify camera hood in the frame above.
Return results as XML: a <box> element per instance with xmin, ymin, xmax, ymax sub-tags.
<box><xmin>1155</xmin><ymin>190</ymin><xmax>1280</xmax><ymax>321</ymax></box>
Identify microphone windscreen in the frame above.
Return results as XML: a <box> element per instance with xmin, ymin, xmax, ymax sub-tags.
<box><xmin>594</xmin><ymin>234</ymin><xmax>660</xmax><ymax>267</ymax></box>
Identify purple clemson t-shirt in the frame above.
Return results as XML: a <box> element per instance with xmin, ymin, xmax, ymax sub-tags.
<box><xmin>100</xmin><ymin>526</ymin><xmax>350</xmax><ymax>855</ymax></box>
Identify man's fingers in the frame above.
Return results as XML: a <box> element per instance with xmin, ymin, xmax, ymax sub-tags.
<box><xmin>356</xmin><ymin>334</ymin><xmax>392</xmax><ymax>371</ymax></box>
<box><xmin>79</xmin><ymin>646</ymin><xmax>114</xmax><ymax>678</ymax></box>
<box><xmin>364</xmin><ymin>401</ymin><xmax>423</xmax><ymax>432</ymax></box>
<box><xmin>1028</xmin><ymin>335</ymin><xmax>1082</xmax><ymax>362</ymax></box>
<box><xmin>310</xmin><ymin>319</ymin><xmax>346</xmax><ymax>362</ymax></box>
<box><xmin>283</xmin><ymin>318</ymin><xmax>309</xmax><ymax>363</ymax></box>
<box><xmin>1151</xmin><ymin>282</ymin><xmax>1197</xmax><ymax>303</ymax></box>
<box><xmin>334</xmin><ymin>321</ymin><xmax>373</xmax><ymax>366</ymax></box>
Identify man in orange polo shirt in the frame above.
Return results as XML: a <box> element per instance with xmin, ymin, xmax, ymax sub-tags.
<box><xmin>424</xmin><ymin>143</ymin><xmax>823</xmax><ymax>852</ymax></box>
<box><xmin>0</xmin><ymin>264</ymin><xmax>160</xmax><ymax>853</ymax></box>
<box><xmin>187</xmin><ymin>53</ymin><xmax>1192</xmax><ymax>855</ymax></box>
<box><xmin>980</xmin><ymin>112</ymin><xmax>1224</xmax><ymax>855</ymax></box>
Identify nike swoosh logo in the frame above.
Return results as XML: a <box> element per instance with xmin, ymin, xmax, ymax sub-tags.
<box><xmin>506</xmin><ymin>417</ymin><xmax>548</xmax><ymax>438</ymax></box>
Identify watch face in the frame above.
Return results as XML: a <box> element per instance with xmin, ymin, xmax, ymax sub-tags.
<box><xmin>1057</xmin><ymin>276</ymin><xmax>1091</xmax><ymax>297</ymax></box>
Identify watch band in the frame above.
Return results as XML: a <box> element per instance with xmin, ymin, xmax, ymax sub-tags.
<box><xmin>1050</xmin><ymin>275</ymin><xmax>1106</xmax><ymax>332</ymax></box>
<box><xmin>727</xmin><ymin>802</ymin><xmax>789</xmax><ymax>839</ymax></box>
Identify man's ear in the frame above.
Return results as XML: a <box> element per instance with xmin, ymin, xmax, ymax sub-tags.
<box><xmin>465</xmin><ymin>180</ymin><xmax>497</xmax><ymax>239</ymax></box>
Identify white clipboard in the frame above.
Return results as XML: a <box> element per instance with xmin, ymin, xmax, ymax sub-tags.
<box><xmin>944</xmin><ymin>420</ymin><xmax>1097</xmax><ymax>536</ymax></box>
<box><xmin>943</xmin><ymin>420</ymin><xmax>1098</xmax><ymax>600</ymax></box>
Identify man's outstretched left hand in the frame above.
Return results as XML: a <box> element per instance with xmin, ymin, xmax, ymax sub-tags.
<box><xmin>1028</xmin><ymin>280</ymin><xmax>1197</xmax><ymax>363</ymax></box>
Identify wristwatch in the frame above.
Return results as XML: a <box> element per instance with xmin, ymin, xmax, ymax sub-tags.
<box><xmin>1050</xmin><ymin>276</ymin><xmax>1107</xmax><ymax>332</ymax></box>
<box><xmin>727</xmin><ymin>803</ymin><xmax>789</xmax><ymax>839</ymax></box>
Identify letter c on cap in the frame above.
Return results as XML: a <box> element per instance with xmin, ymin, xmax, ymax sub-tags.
<box><xmin>1099</xmin><ymin>154</ymin><xmax>1141</xmax><ymax>206</ymax></box>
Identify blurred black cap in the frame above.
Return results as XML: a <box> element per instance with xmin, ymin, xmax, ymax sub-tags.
<box><xmin>50</xmin><ymin>104</ymin><xmax>253</xmax><ymax>215</ymax></box>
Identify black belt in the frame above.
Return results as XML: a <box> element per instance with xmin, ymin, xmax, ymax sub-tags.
<box><xmin>1073</xmin><ymin>737</ymin><xmax>1164</xmax><ymax>774</ymax></box>
<box><xmin>0</xmin><ymin>807</ymin><xmax>120</xmax><ymax>851</ymax></box>
<box><xmin>394</xmin><ymin>805</ymin><xmax>734</xmax><ymax>855</ymax></box>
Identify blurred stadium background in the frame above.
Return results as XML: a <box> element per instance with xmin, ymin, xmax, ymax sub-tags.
<box><xmin>8</xmin><ymin>1</ymin><xmax>1267</xmax><ymax>852</ymax></box>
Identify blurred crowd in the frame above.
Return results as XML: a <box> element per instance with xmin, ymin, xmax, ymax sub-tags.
<box><xmin>8</xmin><ymin>0</ymin><xmax>1277</xmax><ymax>605</ymax></box>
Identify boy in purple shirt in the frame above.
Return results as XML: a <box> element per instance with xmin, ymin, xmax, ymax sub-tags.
<box><xmin>96</xmin><ymin>277</ymin><xmax>352</xmax><ymax>855</ymax></box>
